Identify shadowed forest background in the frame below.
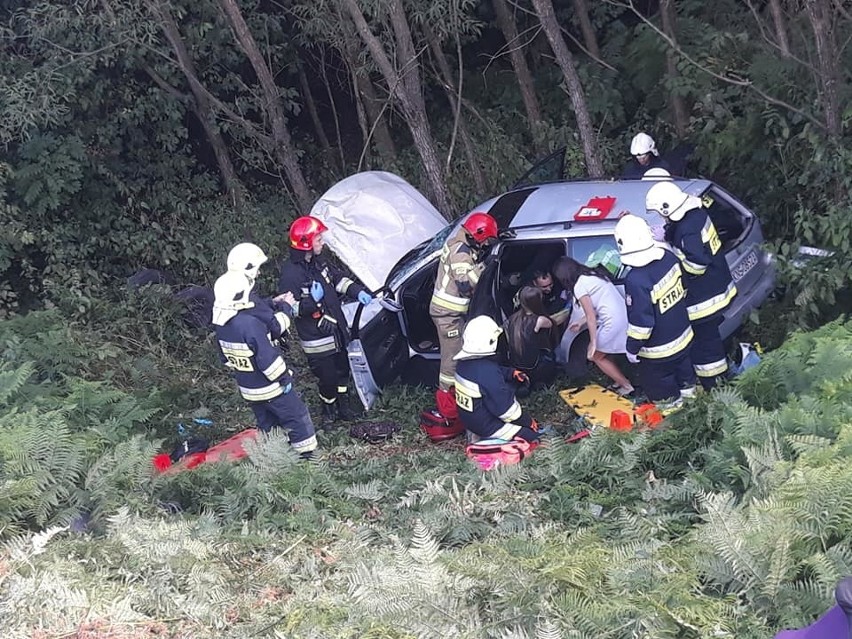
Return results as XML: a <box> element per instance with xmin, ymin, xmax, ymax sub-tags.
<box><xmin>0</xmin><ymin>1</ymin><xmax>851</xmax><ymax>637</ymax></box>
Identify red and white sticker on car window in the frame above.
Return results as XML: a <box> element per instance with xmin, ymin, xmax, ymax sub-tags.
<box><xmin>574</xmin><ymin>196</ymin><xmax>616</xmax><ymax>221</ymax></box>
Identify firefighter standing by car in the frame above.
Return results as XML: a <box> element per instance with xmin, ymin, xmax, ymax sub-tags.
<box><xmin>227</xmin><ymin>242</ymin><xmax>295</xmax><ymax>340</ymax></box>
<box><xmin>646</xmin><ymin>182</ymin><xmax>737</xmax><ymax>389</ymax></box>
<box><xmin>622</xmin><ymin>132</ymin><xmax>671</xmax><ymax>179</ymax></box>
<box><xmin>454</xmin><ymin>315</ymin><xmax>543</xmax><ymax>444</ymax></box>
<box><xmin>429</xmin><ymin>211</ymin><xmax>499</xmax><ymax>416</ymax></box>
<box><xmin>615</xmin><ymin>214</ymin><xmax>696</xmax><ymax>407</ymax></box>
<box><xmin>278</xmin><ymin>216</ymin><xmax>373</xmax><ymax>428</ymax></box>
<box><xmin>211</xmin><ymin>271</ymin><xmax>318</xmax><ymax>457</ymax></box>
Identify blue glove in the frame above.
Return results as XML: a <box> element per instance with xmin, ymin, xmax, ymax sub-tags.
<box><xmin>310</xmin><ymin>281</ymin><xmax>324</xmax><ymax>302</ymax></box>
<box><xmin>357</xmin><ymin>291</ymin><xmax>373</xmax><ymax>306</ymax></box>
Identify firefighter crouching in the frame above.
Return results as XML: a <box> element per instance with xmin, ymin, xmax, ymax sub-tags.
<box><xmin>615</xmin><ymin>215</ymin><xmax>697</xmax><ymax>408</ymax></box>
<box><xmin>429</xmin><ymin>211</ymin><xmax>499</xmax><ymax>417</ymax></box>
<box><xmin>278</xmin><ymin>216</ymin><xmax>373</xmax><ymax>428</ymax></box>
<box><xmin>211</xmin><ymin>271</ymin><xmax>318</xmax><ymax>457</ymax></box>
<box><xmin>453</xmin><ymin>315</ymin><xmax>543</xmax><ymax>444</ymax></box>
<box><xmin>646</xmin><ymin>182</ymin><xmax>737</xmax><ymax>389</ymax></box>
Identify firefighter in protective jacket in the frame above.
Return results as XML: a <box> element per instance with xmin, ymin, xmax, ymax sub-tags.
<box><xmin>278</xmin><ymin>216</ymin><xmax>373</xmax><ymax>427</ymax></box>
<box><xmin>430</xmin><ymin>211</ymin><xmax>498</xmax><ymax>411</ymax></box>
<box><xmin>646</xmin><ymin>182</ymin><xmax>737</xmax><ymax>388</ymax></box>
<box><xmin>453</xmin><ymin>315</ymin><xmax>542</xmax><ymax>443</ymax></box>
<box><xmin>615</xmin><ymin>215</ymin><xmax>697</xmax><ymax>405</ymax></box>
<box><xmin>227</xmin><ymin>242</ymin><xmax>294</xmax><ymax>340</ymax></box>
<box><xmin>211</xmin><ymin>271</ymin><xmax>318</xmax><ymax>457</ymax></box>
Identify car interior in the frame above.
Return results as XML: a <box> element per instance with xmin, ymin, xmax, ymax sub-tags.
<box><xmin>397</xmin><ymin>261</ymin><xmax>440</xmax><ymax>353</ymax></box>
<box><xmin>704</xmin><ymin>188</ymin><xmax>748</xmax><ymax>250</ymax></box>
<box><xmin>493</xmin><ymin>240</ymin><xmax>567</xmax><ymax>321</ymax></box>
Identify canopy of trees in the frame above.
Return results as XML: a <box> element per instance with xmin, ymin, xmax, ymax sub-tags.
<box><xmin>0</xmin><ymin>0</ymin><xmax>849</xmax><ymax>314</ymax></box>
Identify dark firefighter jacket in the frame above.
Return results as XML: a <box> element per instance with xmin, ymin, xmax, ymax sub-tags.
<box><xmin>278</xmin><ymin>248</ymin><xmax>367</xmax><ymax>359</ymax></box>
<box><xmin>215</xmin><ymin>308</ymin><xmax>294</xmax><ymax>402</ymax></box>
<box><xmin>665</xmin><ymin>208</ymin><xmax>737</xmax><ymax>322</ymax></box>
<box><xmin>454</xmin><ymin>356</ymin><xmax>534</xmax><ymax>440</ymax></box>
<box><xmin>624</xmin><ymin>250</ymin><xmax>694</xmax><ymax>361</ymax></box>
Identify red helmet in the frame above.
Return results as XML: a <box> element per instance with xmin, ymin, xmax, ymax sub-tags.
<box><xmin>289</xmin><ymin>216</ymin><xmax>328</xmax><ymax>251</ymax></box>
<box><xmin>462</xmin><ymin>212</ymin><xmax>498</xmax><ymax>244</ymax></box>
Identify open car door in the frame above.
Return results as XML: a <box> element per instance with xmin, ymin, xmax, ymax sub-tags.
<box><xmin>510</xmin><ymin>147</ymin><xmax>566</xmax><ymax>190</ymax></box>
<box><xmin>347</xmin><ymin>293</ymin><xmax>410</xmax><ymax>410</ymax></box>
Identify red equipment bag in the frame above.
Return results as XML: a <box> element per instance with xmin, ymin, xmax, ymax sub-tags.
<box><xmin>420</xmin><ymin>408</ymin><xmax>464</xmax><ymax>442</ymax></box>
<box><xmin>465</xmin><ymin>437</ymin><xmax>539</xmax><ymax>471</ymax></box>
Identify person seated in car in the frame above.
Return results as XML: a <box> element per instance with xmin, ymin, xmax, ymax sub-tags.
<box><xmin>622</xmin><ymin>132</ymin><xmax>671</xmax><ymax>179</ymax></box>
<box><xmin>504</xmin><ymin>286</ymin><xmax>560</xmax><ymax>393</ymax></box>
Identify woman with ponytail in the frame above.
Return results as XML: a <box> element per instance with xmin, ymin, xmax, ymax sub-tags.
<box><xmin>552</xmin><ymin>257</ymin><xmax>634</xmax><ymax>395</ymax></box>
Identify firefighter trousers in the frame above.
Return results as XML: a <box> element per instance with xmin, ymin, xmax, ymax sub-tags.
<box><xmin>691</xmin><ymin>315</ymin><xmax>728</xmax><ymax>389</ymax></box>
<box><xmin>308</xmin><ymin>351</ymin><xmax>351</xmax><ymax>404</ymax></box>
<box><xmin>640</xmin><ymin>351</ymin><xmax>696</xmax><ymax>402</ymax></box>
<box><xmin>432</xmin><ymin>314</ymin><xmax>464</xmax><ymax>391</ymax></box>
<box><xmin>250</xmin><ymin>388</ymin><xmax>318</xmax><ymax>453</ymax></box>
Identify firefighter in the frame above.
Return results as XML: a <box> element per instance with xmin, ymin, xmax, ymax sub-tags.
<box><xmin>453</xmin><ymin>315</ymin><xmax>542</xmax><ymax>443</ymax></box>
<box><xmin>429</xmin><ymin>211</ymin><xmax>498</xmax><ymax>415</ymax></box>
<box><xmin>278</xmin><ymin>216</ymin><xmax>373</xmax><ymax>427</ymax></box>
<box><xmin>211</xmin><ymin>271</ymin><xmax>318</xmax><ymax>457</ymax></box>
<box><xmin>615</xmin><ymin>215</ymin><xmax>696</xmax><ymax>406</ymax></box>
<box><xmin>227</xmin><ymin>242</ymin><xmax>294</xmax><ymax>341</ymax></box>
<box><xmin>646</xmin><ymin>182</ymin><xmax>737</xmax><ymax>389</ymax></box>
<box><xmin>622</xmin><ymin>132</ymin><xmax>671</xmax><ymax>179</ymax></box>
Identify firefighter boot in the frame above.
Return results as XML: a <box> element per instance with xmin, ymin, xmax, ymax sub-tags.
<box><xmin>336</xmin><ymin>391</ymin><xmax>357</xmax><ymax>422</ymax></box>
<box><xmin>320</xmin><ymin>400</ymin><xmax>338</xmax><ymax>431</ymax></box>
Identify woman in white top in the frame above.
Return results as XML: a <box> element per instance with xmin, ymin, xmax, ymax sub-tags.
<box><xmin>552</xmin><ymin>257</ymin><xmax>634</xmax><ymax>395</ymax></box>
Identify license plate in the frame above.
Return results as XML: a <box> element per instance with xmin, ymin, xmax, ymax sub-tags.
<box><xmin>731</xmin><ymin>249</ymin><xmax>758</xmax><ymax>282</ymax></box>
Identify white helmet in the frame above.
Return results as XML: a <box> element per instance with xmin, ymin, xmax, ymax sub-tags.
<box><xmin>614</xmin><ymin>215</ymin><xmax>665</xmax><ymax>267</ymax></box>
<box><xmin>641</xmin><ymin>167</ymin><xmax>672</xmax><ymax>181</ymax></box>
<box><xmin>630</xmin><ymin>132</ymin><xmax>658</xmax><ymax>157</ymax></box>
<box><xmin>227</xmin><ymin>243</ymin><xmax>268</xmax><ymax>283</ymax></box>
<box><xmin>212</xmin><ymin>271</ymin><xmax>255</xmax><ymax>326</ymax></box>
<box><xmin>454</xmin><ymin>315</ymin><xmax>503</xmax><ymax>361</ymax></box>
<box><xmin>645</xmin><ymin>181</ymin><xmax>700</xmax><ymax>222</ymax></box>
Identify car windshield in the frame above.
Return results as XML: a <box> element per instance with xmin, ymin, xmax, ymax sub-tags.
<box><xmin>386</xmin><ymin>223</ymin><xmax>455</xmax><ymax>290</ymax></box>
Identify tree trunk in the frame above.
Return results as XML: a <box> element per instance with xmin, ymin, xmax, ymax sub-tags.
<box><xmin>804</xmin><ymin>0</ymin><xmax>842</xmax><ymax>140</ymax></box>
<box><xmin>336</xmin><ymin>13</ymin><xmax>397</xmax><ymax>165</ymax></box>
<box><xmin>341</xmin><ymin>0</ymin><xmax>454</xmax><ymax>217</ymax></box>
<box><xmin>492</xmin><ymin>0</ymin><xmax>544</xmax><ymax>148</ymax></box>
<box><xmin>529</xmin><ymin>0</ymin><xmax>603</xmax><ymax>177</ymax></box>
<box><xmin>146</xmin><ymin>0</ymin><xmax>245</xmax><ymax>209</ymax></box>
<box><xmin>218</xmin><ymin>0</ymin><xmax>312</xmax><ymax>212</ymax></box>
<box><xmin>296</xmin><ymin>59</ymin><xmax>332</xmax><ymax>154</ymax></box>
<box><xmin>318</xmin><ymin>48</ymin><xmax>346</xmax><ymax>173</ymax></box>
<box><xmin>571</xmin><ymin>0</ymin><xmax>600</xmax><ymax>59</ymax></box>
<box><xmin>660</xmin><ymin>0</ymin><xmax>689</xmax><ymax>137</ymax></box>
<box><xmin>355</xmin><ymin>71</ymin><xmax>397</xmax><ymax>165</ymax></box>
<box><xmin>767</xmin><ymin>0</ymin><xmax>792</xmax><ymax>57</ymax></box>
<box><xmin>426</xmin><ymin>30</ymin><xmax>487</xmax><ymax>196</ymax></box>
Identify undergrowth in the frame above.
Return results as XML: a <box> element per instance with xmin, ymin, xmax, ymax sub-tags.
<box><xmin>0</xmin><ymin>309</ymin><xmax>850</xmax><ymax>638</ymax></box>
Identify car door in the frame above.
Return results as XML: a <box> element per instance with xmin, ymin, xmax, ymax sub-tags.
<box><xmin>511</xmin><ymin>147</ymin><xmax>566</xmax><ymax>190</ymax></box>
<box><xmin>347</xmin><ymin>293</ymin><xmax>410</xmax><ymax>410</ymax></box>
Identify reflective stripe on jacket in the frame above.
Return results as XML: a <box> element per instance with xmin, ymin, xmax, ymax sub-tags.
<box><xmin>429</xmin><ymin>225</ymin><xmax>484</xmax><ymax>318</ymax></box>
<box><xmin>667</xmin><ymin>208</ymin><xmax>737</xmax><ymax>321</ymax></box>
<box><xmin>215</xmin><ymin>310</ymin><xmax>294</xmax><ymax>402</ymax></box>
<box><xmin>624</xmin><ymin>250</ymin><xmax>694</xmax><ymax>361</ymax></box>
<box><xmin>454</xmin><ymin>357</ymin><xmax>533</xmax><ymax>440</ymax></box>
<box><xmin>278</xmin><ymin>249</ymin><xmax>366</xmax><ymax>360</ymax></box>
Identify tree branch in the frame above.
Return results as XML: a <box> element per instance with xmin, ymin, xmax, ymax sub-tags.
<box><xmin>606</xmin><ymin>0</ymin><xmax>827</xmax><ymax>131</ymax></box>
